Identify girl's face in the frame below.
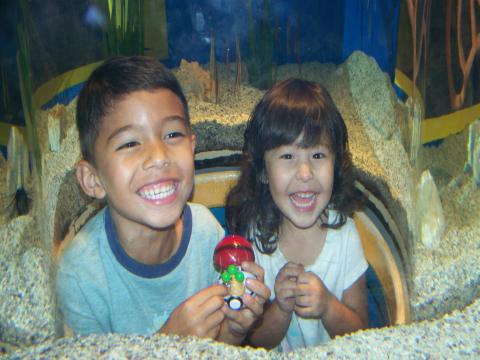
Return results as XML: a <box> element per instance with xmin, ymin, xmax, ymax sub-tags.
<box><xmin>264</xmin><ymin>136</ymin><xmax>335</xmax><ymax>232</ymax></box>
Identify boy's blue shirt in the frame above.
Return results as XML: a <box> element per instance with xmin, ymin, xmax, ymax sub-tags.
<box><xmin>56</xmin><ymin>202</ymin><xmax>225</xmax><ymax>335</ymax></box>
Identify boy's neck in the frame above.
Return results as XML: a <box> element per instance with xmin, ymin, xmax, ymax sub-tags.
<box><xmin>112</xmin><ymin>214</ymin><xmax>183</xmax><ymax>265</ymax></box>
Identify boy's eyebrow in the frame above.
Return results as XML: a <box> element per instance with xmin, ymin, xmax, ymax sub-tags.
<box><xmin>106</xmin><ymin>115</ymin><xmax>189</xmax><ymax>143</ymax></box>
<box><xmin>106</xmin><ymin>125</ymin><xmax>134</xmax><ymax>143</ymax></box>
<box><xmin>164</xmin><ymin>115</ymin><xmax>188</xmax><ymax>123</ymax></box>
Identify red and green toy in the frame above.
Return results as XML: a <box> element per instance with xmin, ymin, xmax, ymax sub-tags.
<box><xmin>213</xmin><ymin>235</ymin><xmax>255</xmax><ymax>310</ymax></box>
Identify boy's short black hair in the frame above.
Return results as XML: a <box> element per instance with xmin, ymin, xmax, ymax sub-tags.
<box><xmin>76</xmin><ymin>56</ymin><xmax>189</xmax><ymax>163</ymax></box>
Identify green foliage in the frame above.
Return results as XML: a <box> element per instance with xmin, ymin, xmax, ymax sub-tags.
<box><xmin>0</xmin><ymin>63</ymin><xmax>12</xmax><ymax>118</ymax></box>
<box><xmin>246</xmin><ymin>0</ymin><xmax>274</xmax><ymax>90</ymax></box>
<box><xmin>96</xmin><ymin>0</ymin><xmax>145</xmax><ymax>56</ymax></box>
<box><xmin>16</xmin><ymin>0</ymin><xmax>41</xmax><ymax>176</ymax></box>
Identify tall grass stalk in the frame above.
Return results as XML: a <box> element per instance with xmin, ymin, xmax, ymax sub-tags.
<box><xmin>16</xmin><ymin>0</ymin><xmax>41</xmax><ymax>177</ymax></box>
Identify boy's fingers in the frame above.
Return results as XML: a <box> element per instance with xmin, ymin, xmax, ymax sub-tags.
<box><xmin>203</xmin><ymin>307</ymin><xmax>225</xmax><ymax>328</ymax></box>
<box><xmin>205</xmin><ymin>324</ymin><xmax>222</xmax><ymax>339</ymax></box>
<box><xmin>198</xmin><ymin>288</ymin><xmax>228</xmax><ymax>314</ymax></box>
<box><xmin>240</xmin><ymin>261</ymin><xmax>264</xmax><ymax>280</ymax></box>
<box><xmin>241</xmin><ymin>293</ymin><xmax>264</xmax><ymax>317</ymax></box>
<box><xmin>245</xmin><ymin>278</ymin><xmax>270</xmax><ymax>301</ymax></box>
<box><xmin>189</xmin><ymin>307</ymin><xmax>224</xmax><ymax>339</ymax></box>
<box><xmin>194</xmin><ymin>284</ymin><xmax>228</xmax><ymax>305</ymax></box>
<box><xmin>182</xmin><ymin>285</ymin><xmax>227</xmax><ymax>325</ymax></box>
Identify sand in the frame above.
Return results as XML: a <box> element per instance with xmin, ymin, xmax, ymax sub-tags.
<box><xmin>1</xmin><ymin>51</ymin><xmax>479</xmax><ymax>358</ymax></box>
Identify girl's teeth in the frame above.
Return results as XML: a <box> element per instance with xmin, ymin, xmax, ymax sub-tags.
<box><xmin>296</xmin><ymin>192</ymin><xmax>314</xmax><ymax>198</ymax></box>
<box><xmin>290</xmin><ymin>192</ymin><xmax>315</xmax><ymax>207</ymax></box>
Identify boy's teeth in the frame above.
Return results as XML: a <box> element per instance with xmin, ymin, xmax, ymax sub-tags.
<box><xmin>139</xmin><ymin>183</ymin><xmax>176</xmax><ymax>200</ymax></box>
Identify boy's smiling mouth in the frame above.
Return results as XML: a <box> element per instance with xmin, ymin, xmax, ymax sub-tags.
<box><xmin>138</xmin><ymin>181</ymin><xmax>178</xmax><ymax>201</ymax></box>
<box><xmin>289</xmin><ymin>191</ymin><xmax>317</xmax><ymax>210</ymax></box>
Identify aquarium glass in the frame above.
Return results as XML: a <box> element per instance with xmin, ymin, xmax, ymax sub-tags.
<box><xmin>1</xmin><ymin>0</ymin><xmax>480</xmax><ymax>346</ymax></box>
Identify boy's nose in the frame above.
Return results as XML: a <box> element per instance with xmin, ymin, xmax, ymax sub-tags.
<box><xmin>143</xmin><ymin>142</ymin><xmax>170</xmax><ymax>170</ymax></box>
<box><xmin>296</xmin><ymin>161</ymin><xmax>313</xmax><ymax>181</ymax></box>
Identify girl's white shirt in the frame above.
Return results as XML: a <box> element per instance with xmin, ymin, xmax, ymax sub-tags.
<box><xmin>252</xmin><ymin>210</ymin><xmax>368</xmax><ymax>351</ymax></box>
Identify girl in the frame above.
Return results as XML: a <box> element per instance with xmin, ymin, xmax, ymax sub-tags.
<box><xmin>226</xmin><ymin>78</ymin><xmax>368</xmax><ymax>351</ymax></box>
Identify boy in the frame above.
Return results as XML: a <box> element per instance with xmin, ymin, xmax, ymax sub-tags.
<box><xmin>56</xmin><ymin>56</ymin><xmax>270</xmax><ymax>344</ymax></box>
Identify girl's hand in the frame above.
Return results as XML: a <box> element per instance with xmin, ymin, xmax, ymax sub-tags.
<box><xmin>160</xmin><ymin>284</ymin><xmax>227</xmax><ymax>339</ymax></box>
<box><xmin>274</xmin><ymin>262</ymin><xmax>304</xmax><ymax>313</ymax></box>
<box><xmin>294</xmin><ymin>271</ymin><xmax>333</xmax><ymax>319</ymax></box>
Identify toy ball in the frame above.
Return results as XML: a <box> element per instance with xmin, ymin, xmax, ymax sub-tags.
<box><xmin>213</xmin><ymin>235</ymin><xmax>254</xmax><ymax>271</ymax></box>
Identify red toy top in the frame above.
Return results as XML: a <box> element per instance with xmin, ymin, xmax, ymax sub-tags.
<box><xmin>213</xmin><ymin>235</ymin><xmax>255</xmax><ymax>271</ymax></box>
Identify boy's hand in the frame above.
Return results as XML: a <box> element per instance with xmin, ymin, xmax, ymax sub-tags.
<box><xmin>274</xmin><ymin>262</ymin><xmax>304</xmax><ymax>313</ymax></box>
<box><xmin>294</xmin><ymin>271</ymin><xmax>332</xmax><ymax>319</ymax></box>
<box><xmin>219</xmin><ymin>261</ymin><xmax>270</xmax><ymax>342</ymax></box>
<box><xmin>159</xmin><ymin>284</ymin><xmax>227</xmax><ymax>339</ymax></box>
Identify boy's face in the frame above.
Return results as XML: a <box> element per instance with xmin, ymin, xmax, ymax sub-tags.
<box><xmin>81</xmin><ymin>89</ymin><xmax>195</xmax><ymax>233</ymax></box>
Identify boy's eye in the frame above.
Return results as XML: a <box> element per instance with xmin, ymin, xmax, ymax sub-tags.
<box><xmin>116</xmin><ymin>141</ymin><xmax>139</xmax><ymax>150</ymax></box>
<box><xmin>165</xmin><ymin>131</ymin><xmax>185</xmax><ymax>140</ymax></box>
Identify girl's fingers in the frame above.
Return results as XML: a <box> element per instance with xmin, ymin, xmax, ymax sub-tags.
<box><xmin>294</xmin><ymin>294</ymin><xmax>312</xmax><ymax>308</ymax></box>
<box><xmin>296</xmin><ymin>270</ymin><xmax>319</xmax><ymax>284</ymax></box>
<box><xmin>277</xmin><ymin>287</ymin><xmax>296</xmax><ymax>300</ymax></box>
<box><xmin>280</xmin><ymin>263</ymin><xmax>305</xmax><ymax>279</ymax></box>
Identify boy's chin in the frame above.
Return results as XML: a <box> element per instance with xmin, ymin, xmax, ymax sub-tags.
<box><xmin>144</xmin><ymin>208</ymin><xmax>185</xmax><ymax>230</ymax></box>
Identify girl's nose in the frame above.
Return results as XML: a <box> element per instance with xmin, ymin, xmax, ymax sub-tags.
<box><xmin>296</xmin><ymin>161</ymin><xmax>313</xmax><ymax>181</ymax></box>
<box><xmin>143</xmin><ymin>141</ymin><xmax>170</xmax><ymax>170</ymax></box>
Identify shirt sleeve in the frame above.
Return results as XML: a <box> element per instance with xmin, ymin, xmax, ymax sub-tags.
<box><xmin>343</xmin><ymin>219</ymin><xmax>369</xmax><ymax>290</ymax></box>
<box><xmin>56</xmin><ymin>266</ymin><xmax>109</xmax><ymax>335</ymax></box>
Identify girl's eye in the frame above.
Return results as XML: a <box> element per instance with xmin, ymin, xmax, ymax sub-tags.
<box><xmin>280</xmin><ymin>154</ymin><xmax>293</xmax><ymax>160</ymax></box>
<box><xmin>116</xmin><ymin>141</ymin><xmax>139</xmax><ymax>151</ymax></box>
<box><xmin>313</xmin><ymin>152</ymin><xmax>325</xmax><ymax>159</ymax></box>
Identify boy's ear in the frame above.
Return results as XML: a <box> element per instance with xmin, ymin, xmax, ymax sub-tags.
<box><xmin>190</xmin><ymin>133</ymin><xmax>196</xmax><ymax>154</ymax></box>
<box><xmin>75</xmin><ymin>160</ymin><xmax>106</xmax><ymax>199</ymax></box>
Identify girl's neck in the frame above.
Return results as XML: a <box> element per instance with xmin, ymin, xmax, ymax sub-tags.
<box><xmin>277</xmin><ymin>214</ymin><xmax>328</xmax><ymax>266</ymax></box>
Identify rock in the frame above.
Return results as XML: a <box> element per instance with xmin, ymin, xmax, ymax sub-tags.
<box><xmin>6</xmin><ymin>127</ymin><xmax>30</xmax><ymax>196</ymax></box>
<box><xmin>174</xmin><ymin>59</ymin><xmax>216</xmax><ymax>103</ymax></box>
<box><xmin>416</xmin><ymin>170</ymin><xmax>445</xmax><ymax>249</ymax></box>
<box><xmin>47</xmin><ymin>106</ymin><xmax>66</xmax><ymax>152</ymax></box>
<box><xmin>406</xmin><ymin>95</ymin><xmax>424</xmax><ymax>165</ymax></box>
<box><xmin>343</xmin><ymin>51</ymin><xmax>397</xmax><ymax>139</ymax></box>
<box><xmin>465</xmin><ymin>119</ymin><xmax>480</xmax><ymax>186</ymax></box>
